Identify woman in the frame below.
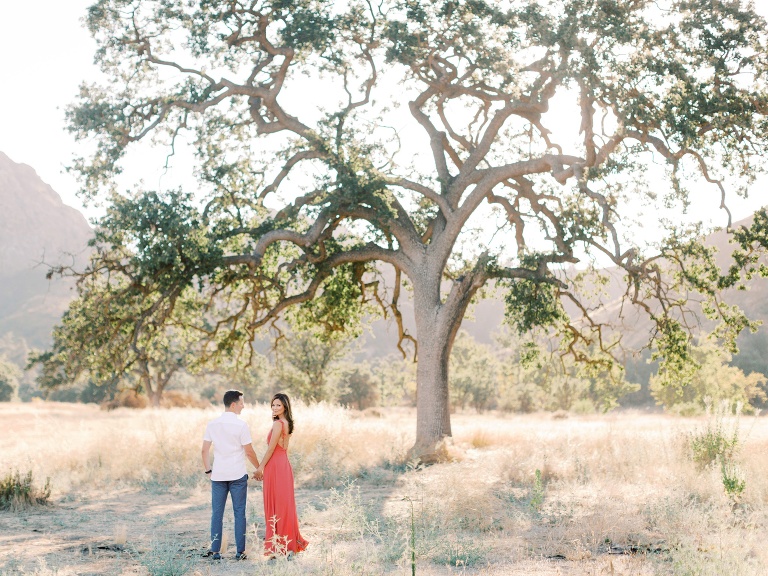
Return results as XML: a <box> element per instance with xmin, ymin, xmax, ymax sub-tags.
<box><xmin>254</xmin><ymin>393</ymin><xmax>309</xmax><ymax>557</ymax></box>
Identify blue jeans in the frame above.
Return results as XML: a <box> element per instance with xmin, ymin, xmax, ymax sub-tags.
<box><xmin>210</xmin><ymin>474</ymin><xmax>248</xmax><ymax>554</ymax></box>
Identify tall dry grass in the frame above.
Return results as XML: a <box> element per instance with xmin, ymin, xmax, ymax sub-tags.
<box><xmin>3</xmin><ymin>401</ymin><xmax>768</xmax><ymax>575</ymax></box>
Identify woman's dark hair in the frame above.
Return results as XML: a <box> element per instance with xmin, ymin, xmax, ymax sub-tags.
<box><xmin>272</xmin><ymin>392</ymin><xmax>294</xmax><ymax>434</ymax></box>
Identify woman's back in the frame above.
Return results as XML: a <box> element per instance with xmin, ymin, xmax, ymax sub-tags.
<box><xmin>267</xmin><ymin>419</ymin><xmax>290</xmax><ymax>451</ymax></box>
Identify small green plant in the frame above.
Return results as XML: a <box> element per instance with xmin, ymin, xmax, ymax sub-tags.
<box><xmin>391</xmin><ymin>495</ymin><xmax>447</xmax><ymax>574</ymax></box>
<box><xmin>0</xmin><ymin>469</ymin><xmax>51</xmax><ymax>511</ymax></box>
<box><xmin>721</xmin><ymin>461</ymin><xmax>747</xmax><ymax>500</ymax></box>
<box><xmin>529</xmin><ymin>469</ymin><xmax>545</xmax><ymax>513</ymax></box>
<box><xmin>432</xmin><ymin>536</ymin><xmax>485</xmax><ymax>567</ymax></box>
<box><xmin>132</xmin><ymin>534</ymin><xmax>197</xmax><ymax>576</ymax></box>
<box><xmin>408</xmin><ymin>497</ymin><xmax>416</xmax><ymax>576</ymax></box>
<box><xmin>688</xmin><ymin>400</ymin><xmax>741</xmax><ymax>470</ymax></box>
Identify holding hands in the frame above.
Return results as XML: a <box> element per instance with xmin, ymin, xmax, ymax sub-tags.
<box><xmin>252</xmin><ymin>467</ymin><xmax>264</xmax><ymax>481</ymax></box>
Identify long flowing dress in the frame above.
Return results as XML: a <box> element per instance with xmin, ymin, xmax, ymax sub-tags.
<box><xmin>262</xmin><ymin>420</ymin><xmax>308</xmax><ymax>555</ymax></box>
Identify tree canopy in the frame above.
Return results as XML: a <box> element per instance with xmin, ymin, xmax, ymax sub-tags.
<box><xmin>39</xmin><ymin>0</ymin><xmax>768</xmax><ymax>459</ymax></box>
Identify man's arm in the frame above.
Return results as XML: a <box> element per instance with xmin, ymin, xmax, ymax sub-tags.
<box><xmin>201</xmin><ymin>440</ymin><xmax>213</xmax><ymax>474</ymax></box>
<box><xmin>243</xmin><ymin>443</ymin><xmax>260</xmax><ymax>470</ymax></box>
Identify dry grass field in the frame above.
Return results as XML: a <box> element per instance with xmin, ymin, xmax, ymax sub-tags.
<box><xmin>2</xmin><ymin>401</ymin><xmax>767</xmax><ymax>576</ymax></box>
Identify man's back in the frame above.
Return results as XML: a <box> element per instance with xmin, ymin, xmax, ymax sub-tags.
<box><xmin>204</xmin><ymin>412</ymin><xmax>252</xmax><ymax>481</ymax></box>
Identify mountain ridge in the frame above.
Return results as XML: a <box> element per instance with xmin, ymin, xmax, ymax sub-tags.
<box><xmin>0</xmin><ymin>152</ymin><xmax>93</xmax><ymax>352</ymax></box>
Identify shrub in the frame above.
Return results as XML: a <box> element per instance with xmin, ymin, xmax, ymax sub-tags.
<box><xmin>46</xmin><ymin>385</ymin><xmax>83</xmax><ymax>403</ymax></box>
<box><xmin>160</xmin><ymin>390</ymin><xmax>210</xmax><ymax>408</ymax></box>
<box><xmin>80</xmin><ymin>379</ymin><xmax>120</xmax><ymax>404</ymax></box>
<box><xmin>571</xmin><ymin>398</ymin><xmax>596</xmax><ymax>414</ymax></box>
<box><xmin>102</xmin><ymin>390</ymin><xmax>149</xmax><ymax>410</ymax></box>
<box><xmin>449</xmin><ymin>332</ymin><xmax>499</xmax><ymax>412</ymax></box>
<box><xmin>688</xmin><ymin>401</ymin><xmax>741</xmax><ymax>470</ymax></box>
<box><xmin>431</xmin><ymin>535</ymin><xmax>486</xmax><ymax>567</ymax></box>
<box><xmin>0</xmin><ymin>469</ymin><xmax>51</xmax><ymax>510</ymax></box>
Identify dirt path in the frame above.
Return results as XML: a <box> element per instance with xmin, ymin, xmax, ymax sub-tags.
<box><xmin>0</xmin><ymin>483</ymin><xmax>655</xmax><ymax>576</ymax></box>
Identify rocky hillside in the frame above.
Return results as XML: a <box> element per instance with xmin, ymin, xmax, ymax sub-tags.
<box><xmin>0</xmin><ymin>152</ymin><xmax>92</xmax><ymax>357</ymax></box>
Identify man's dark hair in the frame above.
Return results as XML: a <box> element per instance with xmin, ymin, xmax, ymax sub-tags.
<box><xmin>223</xmin><ymin>390</ymin><xmax>243</xmax><ymax>408</ymax></box>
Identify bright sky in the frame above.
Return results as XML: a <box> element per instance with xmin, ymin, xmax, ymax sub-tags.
<box><xmin>1</xmin><ymin>1</ymin><xmax>766</xmax><ymax>232</ymax></box>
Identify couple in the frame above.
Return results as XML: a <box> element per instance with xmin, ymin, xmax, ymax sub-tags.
<box><xmin>201</xmin><ymin>390</ymin><xmax>309</xmax><ymax>560</ymax></box>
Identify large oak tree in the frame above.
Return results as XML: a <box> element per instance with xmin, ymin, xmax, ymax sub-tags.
<box><xmin>46</xmin><ymin>0</ymin><xmax>768</xmax><ymax>459</ymax></box>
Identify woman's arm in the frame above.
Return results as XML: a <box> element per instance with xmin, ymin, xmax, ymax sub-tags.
<box><xmin>243</xmin><ymin>443</ymin><xmax>260</xmax><ymax>469</ymax></box>
<box><xmin>254</xmin><ymin>421</ymin><xmax>282</xmax><ymax>480</ymax></box>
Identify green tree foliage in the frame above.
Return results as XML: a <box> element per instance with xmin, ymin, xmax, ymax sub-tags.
<box><xmin>30</xmin><ymin>272</ymin><xmax>205</xmax><ymax>406</ymax></box>
<box><xmin>651</xmin><ymin>339</ymin><xmax>767</xmax><ymax>414</ymax></box>
<box><xmin>0</xmin><ymin>356</ymin><xmax>21</xmax><ymax>402</ymax></box>
<box><xmin>31</xmin><ymin>190</ymin><xmax>227</xmax><ymax>405</ymax></box>
<box><xmin>583</xmin><ymin>368</ymin><xmax>638</xmax><ymax>412</ymax></box>
<box><xmin>52</xmin><ymin>0</ymin><xmax>768</xmax><ymax>456</ymax></box>
<box><xmin>79</xmin><ymin>379</ymin><xmax>120</xmax><ymax>404</ymax></box>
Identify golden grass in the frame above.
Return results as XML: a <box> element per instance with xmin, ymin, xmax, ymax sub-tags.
<box><xmin>2</xmin><ymin>402</ymin><xmax>768</xmax><ymax>575</ymax></box>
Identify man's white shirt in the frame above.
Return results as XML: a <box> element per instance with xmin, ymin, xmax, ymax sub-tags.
<box><xmin>203</xmin><ymin>412</ymin><xmax>253</xmax><ymax>481</ymax></box>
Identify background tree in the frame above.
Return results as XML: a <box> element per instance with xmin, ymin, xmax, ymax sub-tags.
<box><xmin>337</xmin><ymin>365</ymin><xmax>379</xmax><ymax>410</ymax></box>
<box><xmin>273</xmin><ymin>327</ymin><xmax>349</xmax><ymax>403</ymax></box>
<box><xmin>494</xmin><ymin>327</ymin><xmax>544</xmax><ymax>412</ymax></box>
<box><xmin>449</xmin><ymin>331</ymin><xmax>499</xmax><ymax>412</ymax></box>
<box><xmin>51</xmin><ymin>0</ymin><xmax>768</xmax><ymax>459</ymax></box>
<box><xmin>0</xmin><ymin>356</ymin><xmax>21</xmax><ymax>402</ymax></box>
<box><xmin>32</xmin><ymin>275</ymin><xmax>203</xmax><ymax>406</ymax></box>
<box><xmin>1</xmin><ymin>335</ymin><xmax>42</xmax><ymax>402</ymax></box>
<box><xmin>651</xmin><ymin>338</ymin><xmax>767</xmax><ymax>414</ymax></box>
<box><xmin>198</xmin><ymin>363</ymin><xmax>274</xmax><ymax>405</ymax></box>
<box><xmin>30</xmin><ymin>191</ymin><xmax>224</xmax><ymax>406</ymax></box>
<box><xmin>729</xmin><ymin>330</ymin><xmax>768</xmax><ymax>408</ymax></box>
<box><xmin>371</xmin><ymin>354</ymin><xmax>416</xmax><ymax>406</ymax></box>
<box><xmin>494</xmin><ymin>327</ymin><xmax>638</xmax><ymax>412</ymax></box>
<box><xmin>31</xmin><ymin>190</ymin><xmax>214</xmax><ymax>406</ymax></box>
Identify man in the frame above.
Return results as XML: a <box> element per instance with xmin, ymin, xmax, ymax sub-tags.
<box><xmin>201</xmin><ymin>389</ymin><xmax>260</xmax><ymax>560</ymax></box>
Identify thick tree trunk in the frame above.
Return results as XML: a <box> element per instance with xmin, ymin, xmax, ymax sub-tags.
<box><xmin>139</xmin><ymin>364</ymin><xmax>162</xmax><ymax>407</ymax></box>
<box><xmin>409</xmin><ymin>275</ymin><xmax>463</xmax><ymax>463</ymax></box>
<box><xmin>411</xmin><ymin>329</ymin><xmax>453</xmax><ymax>462</ymax></box>
<box><xmin>148</xmin><ymin>388</ymin><xmax>162</xmax><ymax>407</ymax></box>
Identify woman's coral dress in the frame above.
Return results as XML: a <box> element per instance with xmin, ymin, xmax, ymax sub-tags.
<box><xmin>262</xmin><ymin>420</ymin><xmax>308</xmax><ymax>555</ymax></box>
